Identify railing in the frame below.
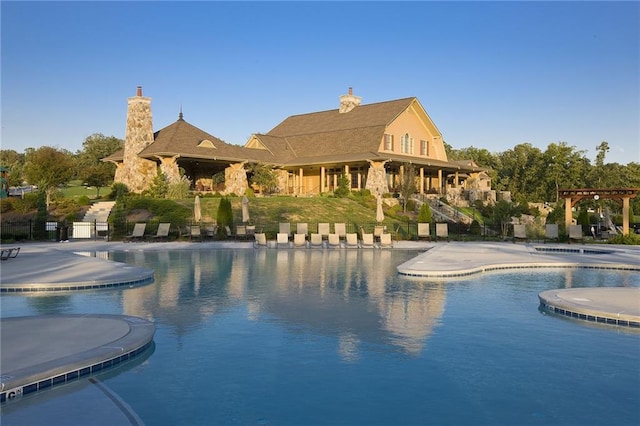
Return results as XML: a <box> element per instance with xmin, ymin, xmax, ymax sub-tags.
<box><xmin>1</xmin><ymin>220</ymin><xmax>110</xmax><ymax>242</ymax></box>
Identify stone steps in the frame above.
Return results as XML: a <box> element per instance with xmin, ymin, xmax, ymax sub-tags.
<box><xmin>82</xmin><ymin>201</ymin><xmax>116</xmax><ymax>223</ymax></box>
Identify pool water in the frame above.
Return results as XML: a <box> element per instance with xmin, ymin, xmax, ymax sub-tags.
<box><xmin>2</xmin><ymin>249</ymin><xmax>639</xmax><ymax>425</ymax></box>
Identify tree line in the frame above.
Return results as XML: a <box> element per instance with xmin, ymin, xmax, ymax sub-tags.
<box><xmin>1</xmin><ymin>135</ymin><xmax>638</xmax><ymax>213</ymax></box>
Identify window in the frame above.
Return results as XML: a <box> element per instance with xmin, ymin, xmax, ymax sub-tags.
<box><xmin>401</xmin><ymin>133</ymin><xmax>414</xmax><ymax>154</ymax></box>
<box><xmin>420</xmin><ymin>140</ymin><xmax>429</xmax><ymax>156</ymax></box>
<box><xmin>384</xmin><ymin>134</ymin><xmax>394</xmax><ymax>151</ymax></box>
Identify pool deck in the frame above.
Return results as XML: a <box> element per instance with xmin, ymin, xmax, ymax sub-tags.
<box><xmin>0</xmin><ymin>239</ymin><xmax>639</xmax><ymax>414</ymax></box>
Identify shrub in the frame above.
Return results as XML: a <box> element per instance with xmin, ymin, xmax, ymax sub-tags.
<box><xmin>608</xmin><ymin>233</ymin><xmax>640</xmax><ymax>245</ymax></box>
<box><xmin>417</xmin><ymin>203</ymin><xmax>432</xmax><ymax>223</ymax></box>
<box><xmin>334</xmin><ymin>176</ymin><xmax>350</xmax><ymax>198</ymax></box>
<box><xmin>77</xmin><ymin>195</ymin><xmax>91</xmax><ymax>206</ymax></box>
<box><xmin>470</xmin><ymin>219</ymin><xmax>482</xmax><ymax>235</ymax></box>
<box><xmin>216</xmin><ymin>197</ymin><xmax>233</xmax><ymax>238</ymax></box>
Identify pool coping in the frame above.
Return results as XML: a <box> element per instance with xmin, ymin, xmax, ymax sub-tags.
<box><xmin>0</xmin><ymin>314</ymin><xmax>155</xmax><ymax>404</ymax></box>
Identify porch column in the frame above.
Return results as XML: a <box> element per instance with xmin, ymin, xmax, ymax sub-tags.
<box><xmin>419</xmin><ymin>167</ymin><xmax>424</xmax><ymax>194</ymax></box>
<box><xmin>437</xmin><ymin>169</ymin><xmax>443</xmax><ymax>194</ymax></box>
<box><xmin>454</xmin><ymin>171</ymin><xmax>459</xmax><ymax>188</ymax></box>
<box><xmin>344</xmin><ymin>165</ymin><xmax>350</xmax><ymax>189</ymax></box>
<box><xmin>299</xmin><ymin>168</ymin><xmax>304</xmax><ymax>195</ymax></box>
<box><xmin>564</xmin><ymin>196</ymin><xmax>573</xmax><ymax>234</ymax></box>
<box><xmin>320</xmin><ymin>167</ymin><xmax>325</xmax><ymax>193</ymax></box>
<box><xmin>333</xmin><ymin>174</ymin><xmax>337</xmax><ymax>189</ymax></box>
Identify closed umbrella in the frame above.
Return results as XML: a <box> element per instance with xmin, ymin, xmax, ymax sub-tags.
<box><xmin>194</xmin><ymin>195</ymin><xmax>202</xmax><ymax>222</ymax></box>
<box><xmin>376</xmin><ymin>195</ymin><xmax>384</xmax><ymax>223</ymax></box>
<box><xmin>242</xmin><ymin>195</ymin><xmax>250</xmax><ymax>223</ymax></box>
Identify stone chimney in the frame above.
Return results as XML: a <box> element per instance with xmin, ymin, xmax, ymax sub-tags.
<box><xmin>115</xmin><ymin>86</ymin><xmax>158</xmax><ymax>193</ymax></box>
<box><xmin>339</xmin><ymin>87</ymin><xmax>361</xmax><ymax>113</ymax></box>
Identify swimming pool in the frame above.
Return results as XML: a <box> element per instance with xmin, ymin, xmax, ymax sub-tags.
<box><xmin>2</xmin><ymin>249</ymin><xmax>639</xmax><ymax>425</ymax></box>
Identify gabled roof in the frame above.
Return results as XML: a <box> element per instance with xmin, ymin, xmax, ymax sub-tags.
<box><xmin>138</xmin><ymin>116</ymin><xmax>250</xmax><ymax>161</ymax></box>
<box><xmin>249</xmin><ymin>97</ymin><xmax>427</xmax><ymax>166</ymax></box>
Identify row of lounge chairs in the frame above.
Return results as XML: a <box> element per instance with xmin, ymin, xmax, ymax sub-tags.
<box><xmin>124</xmin><ymin>223</ymin><xmax>171</xmax><ymax>242</ymax></box>
<box><xmin>255</xmin><ymin>230</ymin><xmax>393</xmax><ymax>249</ymax></box>
<box><xmin>513</xmin><ymin>223</ymin><xmax>582</xmax><ymax>243</ymax></box>
<box><xmin>1</xmin><ymin>247</ymin><xmax>20</xmax><ymax>260</ymax></box>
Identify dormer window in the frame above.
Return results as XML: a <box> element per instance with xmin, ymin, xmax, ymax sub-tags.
<box><xmin>198</xmin><ymin>139</ymin><xmax>216</xmax><ymax>148</ymax></box>
<box><xmin>420</xmin><ymin>140</ymin><xmax>429</xmax><ymax>156</ymax></box>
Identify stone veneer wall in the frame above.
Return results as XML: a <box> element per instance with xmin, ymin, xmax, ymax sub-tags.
<box><xmin>224</xmin><ymin>162</ymin><xmax>248</xmax><ymax>195</ymax></box>
<box><xmin>115</xmin><ymin>89</ymin><xmax>157</xmax><ymax>193</ymax></box>
<box><xmin>365</xmin><ymin>160</ymin><xmax>390</xmax><ymax>197</ymax></box>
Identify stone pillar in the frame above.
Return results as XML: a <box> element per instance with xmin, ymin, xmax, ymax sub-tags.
<box><xmin>159</xmin><ymin>156</ymin><xmax>180</xmax><ymax>184</ymax></box>
<box><xmin>365</xmin><ymin>160</ymin><xmax>390</xmax><ymax>197</ymax></box>
<box><xmin>224</xmin><ymin>162</ymin><xmax>248</xmax><ymax>195</ymax></box>
<box><xmin>118</xmin><ymin>86</ymin><xmax>157</xmax><ymax>193</ymax></box>
<box><xmin>564</xmin><ymin>197</ymin><xmax>573</xmax><ymax>234</ymax></box>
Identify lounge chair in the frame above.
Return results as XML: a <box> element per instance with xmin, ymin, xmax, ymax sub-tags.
<box><xmin>293</xmin><ymin>233</ymin><xmax>307</xmax><ymax>248</ymax></box>
<box><xmin>374</xmin><ymin>225</ymin><xmax>386</xmax><ymax>241</ymax></box>
<box><xmin>124</xmin><ymin>223</ymin><xmax>146</xmax><ymax>242</ymax></box>
<box><xmin>513</xmin><ymin>224</ymin><xmax>527</xmax><ymax>243</ymax></box>
<box><xmin>296</xmin><ymin>223</ymin><xmax>308</xmax><ymax>236</ymax></box>
<box><xmin>568</xmin><ymin>225</ymin><xmax>583</xmax><ymax>244</ymax></box>
<box><xmin>254</xmin><ymin>233</ymin><xmax>268</xmax><ymax>248</ymax></box>
<box><xmin>309</xmin><ymin>233</ymin><xmax>324</xmax><ymax>248</ymax></box>
<box><xmin>0</xmin><ymin>247</ymin><xmax>20</xmax><ymax>260</ymax></box>
<box><xmin>277</xmin><ymin>233</ymin><xmax>290</xmax><ymax>248</ymax></box>
<box><xmin>361</xmin><ymin>232</ymin><xmax>376</xmax><ymax>248</ymax></box>
<box><xmin>317</xmin><ymin>223</ymin><xmax>330</xmax><ymax>239</ymax></box>
<box><xmin>545</xmin><ymin>224</ymin><xmax>559</xmax><ymax>243</ymax></box>
<box><xmin>334</xmin><ymin>223</ymin><xmax>347</xmax><ymax>240</ymax></box>
<box><xmin>417</xmin><ymin>223</ymin><xmax>431</xmax><ymax>241</ymax></box>
<box><xmin>436</xmin><ymin>223</ymin><xmax>449</xmax><ymax>241</ymax></box>
<box><xmin>189</xmin><ymin>225</ymin><xmax>202</xmax><ymax>242</ymax></box>
<box><xmin>379</xmin><ymin>233</ymin><xmax>393</xmax><ymax>248</ymax></box>
<box><xmin>327</xmin><ymin>233</ymin><xmax>341</xmax><ymax>248</ymax></box>
<box><xmin>345</xmin><ymin>233</ymin><xmax>359</xmax><ymax>248</ymax></box>
<box><xmin>150</xmin><ymin>222</ymin><xmax>171</xmax><ymax>242</ymax></box>
<box><xmin>279</xmin><ymin>222</ymin><xmax>291</xmax><ymax>236</ymax></box>
<box><xmin>204</xmin><ymin>224</ymin><xmax>217</xmax><ymax>240</ymax></box>
<box><xmin>236</xmin><ymin>225</ymin><xmax>247</xmax><ymax>240</ymax></box>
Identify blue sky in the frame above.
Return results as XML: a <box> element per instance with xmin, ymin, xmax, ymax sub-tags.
<box><xmin>2</xmin><ymin>1</ymin><xmax>639</xmax><ymax>165</ymax></box>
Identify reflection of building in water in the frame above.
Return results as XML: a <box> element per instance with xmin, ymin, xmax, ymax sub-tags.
<box><xmin>253</xmin><ymin>249</ymin><xmax>447</xmax><ymax>358</ymax></box>
<box><xmin>118</xmin><ymin>249</ymin><xmax>446</xmax><ymax>359</ymax></box>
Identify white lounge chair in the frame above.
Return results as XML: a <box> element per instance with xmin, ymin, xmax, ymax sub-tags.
<box><xmin>124</xmin><ymin>223</ymin><xmax>146</xmax><ymax>242</ymax></box>
<box><xmin>279</xmin><ymin>222</ymin><xmax>291</xmax><ymax>236</ymax></box>
<box><xmin>334</xmin><ymin>223</ymin><xmax>347</xmax><ymax>239</ymax></box>
<box><xmin>345</xmin><ymin>233</ymin><xmax>359</xmax><ymax>248</ymax></box>
<box><xmin>150</xmin><ymin>222</ymin><xmax>171</xmax><ymax>242</ymax></box>
<box><xmin>513</xmin><ymin>224</ymin><xmax>527</xmax><ymax>242</ymax></box>
<box><xmin>379</xmin><ymin>233</ymin><xmax>393</xmax><ymax>248</ymax></box>
<box><xmin>277</xmin><ymin>232</ymin><xmax>290</xmax><ymax>248</ymax></box>
<box><xmin>293</xmin><ymin>233</ymin><xmax>307</xmax><ymax>248</ymax></box>
<box><xmin>417</xmin><ymin>223</ymin><xmax>430</xmax><ymax>241</ymax></box>
<box><xmin>545</xmin><ymin>224</ymin><xmax>559</xmax><ymax>243</ymax></box>
<box><xmin>327</xmin><ymin>233</ymin><xmax>341</xmax><ymax>248</ymax></box>
<box><xmin>254</xmin><ymin>233</ymin><xmax>268</xmax><ymax>248</ymax></box>
<box><xmin>310</xmin><ymin>233</ymin><xmax>324</xmax><ymax>248</ymax></box>
<box><xmin>296</xmin><ymin>223</ymin><xmax>308</xmax><ymax>236</ymax></box>
<box><xmin>361</xmin><ymin>232</ymin><xmax>376</xmax><ymax>248</ymax></box>
<box><xmin>317</xmin><ymin>223</ymin><xmax>330</xmax><ymax>239</ymax></box>
<box><xmin>436</xmin><ymin>223</ymin><xmax>449</xmax><ymax>241</ymax></box>
<box><xmin>569</xmin><ymin>225</ymin><xmax>583</xmax><ymax>244</ymax></box>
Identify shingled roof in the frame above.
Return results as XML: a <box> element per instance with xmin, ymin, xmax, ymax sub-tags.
<box><xmin>250</xmin><ymin>98</ymin><xmax>417</xmax><ymax>165</ymax></box>
<box><xmin>137</xmin><ymin>116</ymin><xmax>251</xmax><ymax>161</ymax></box>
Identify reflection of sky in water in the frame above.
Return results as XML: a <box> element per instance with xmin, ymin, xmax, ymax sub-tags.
<box><xmin>1</xmin><ymin>249</ymin><xmax>638</xmax><ymax>425</ymax></box>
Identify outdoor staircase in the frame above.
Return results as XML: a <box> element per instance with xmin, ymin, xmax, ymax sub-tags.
<box><xmin>82</xmin><ymin>201</ymin><xmax>116</xmax><ymax>223</ymax></box>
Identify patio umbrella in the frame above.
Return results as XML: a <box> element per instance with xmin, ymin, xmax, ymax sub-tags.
<box><xmin>376</xmin><ymin>195</ymin><xmax>384</xmax><ymax>223</ymax></box>
<box><xmin>194</xmin><ymin>195</ymin><xmax>202</xmax><ymax>222</ymax></box>
<box><xmin>242</xmin><ymin>195</ymin><xmax>250</xmax><ymax>223</ymax></box>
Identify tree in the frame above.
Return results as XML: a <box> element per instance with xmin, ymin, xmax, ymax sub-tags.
<box><xmin>398</xmin><ymin>163</ymin><xmax>417</xmax><ymax>212</ymax></box>
<box><xmin>249</xmin><ymin>163</ymin><xmax>278</xmax><ymax>195</ymax></box>
<box><xmin>216</xmin><ymin>197</ymin><xmax>233</xmax><ymax>238</ymax></box>
<box><xmin>334</xmin><ymin>176</ymin><xmax>350</xmax><ymax>197</ymax></box>
<box><xmin>23</xmin><ymin>146</ymin><xmax>75</xmax><ymax>207</ymax></box>
<box><xmin>145</xmin><ymin>169</ymin><xmax>168</xmax><ymax>198</ymax></box>
<box><xmin>595</xmin><ymin>141</ymin><xmax>609</xmax><ymax>168</ymax></box>
<box><xmin>417</xmin><ymin>202</ymin><xmax>432</xmax><ymax>223</ymax></box>
<box><xmin>76</xmin><ymin>134</ymin><xmax>123</xmax><ymax>197</ymax></box>
<box><xmin>0</xmin><ymin>149</ymin><xmax>25</xmax><ymax>186</ymax></box>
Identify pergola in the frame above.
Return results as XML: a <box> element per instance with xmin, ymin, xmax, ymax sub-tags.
<box><xmin>559</xmin><ymin>188</ymin><xmax>639</xmax><ymax>236</ymax></box>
